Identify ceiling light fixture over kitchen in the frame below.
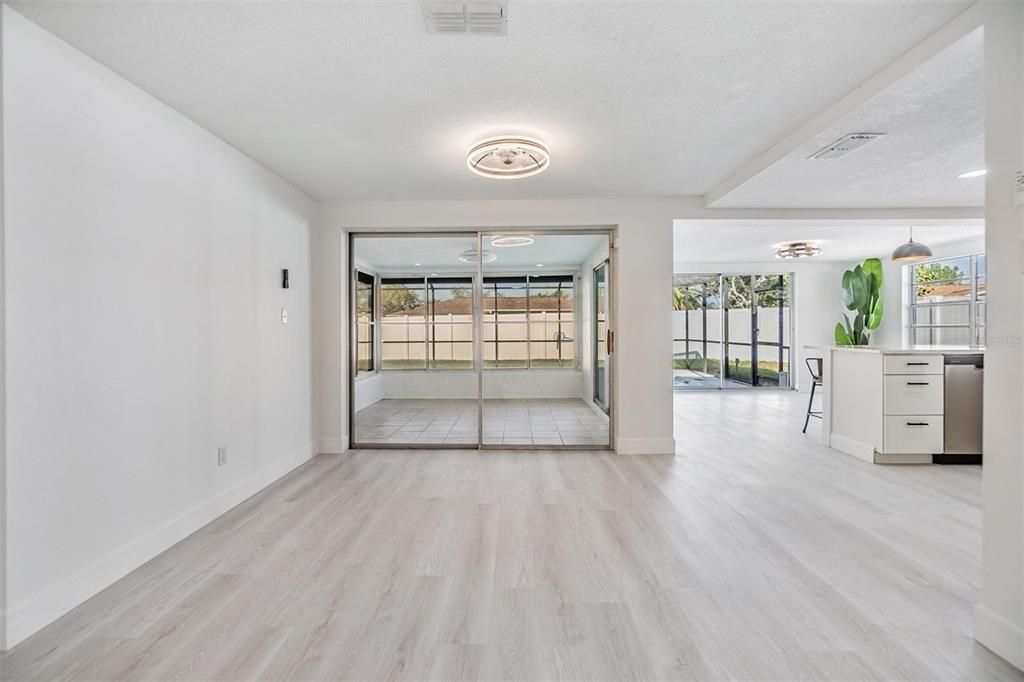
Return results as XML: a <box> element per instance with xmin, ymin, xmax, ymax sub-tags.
<box><xmin>467</xmin><ymin>136</ymin><xmax>550</xmax><ymax>179</ymax></box>
<box><xmin>773</xmin><ymin>241</ymin><xmax>822</xmax><ymax>259</ymax></box>
<box><xmin>891</xmin><ymin>226</ymin><xmax>933</xmax><ymax>262</ymax></box>
<box><xmin>490</xmin><ymin>235</ymin><xmax>535</xmax><ymax>247</ymax></box>
<box><xmin>958</xmin><ymin>168</ymin><xmax>987</xmax><ymax>179</ymax></box>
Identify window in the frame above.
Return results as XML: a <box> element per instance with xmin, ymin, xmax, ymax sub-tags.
<box><xmin>380</xmin><ymin>278</ymin><xmax>426</xmax><ymax>369</ymax></box>
<box><xmin>909</xmin><ymin>254</ymin><xmax>986</xmax><ymax>347</ymax></box>
<box><xmin>355</xmin><ymin>271</ymin><xmax>375</xmax><ymax>374</ymax></box>
<box><xmin>376</xmin><ymin>273</ymin><xmax>578</xmax><ymax>371</ymax></box>
<box><xmin>483</xmin><ymin>274</ymin><xmax>576</xmax><ymax>369</ymax></box>
<box><xmin>483</xmin><ymin>276</ymin><xmax>528</xmax><ymax>368</ymax></box>
<box><xmin>427</xmin><ymin>277</ymin><xmax>474</xmax><ymax>369</ymax></box>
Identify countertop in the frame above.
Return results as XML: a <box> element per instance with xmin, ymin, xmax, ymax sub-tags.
<box><xmin>804</xmin><ymin>344</ymin><xmax>985</xmax><ymax>355</ymax></box>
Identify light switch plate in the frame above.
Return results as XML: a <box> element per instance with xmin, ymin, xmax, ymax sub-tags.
<box><xmin>217</xmin><ymin>446</ymin><xmax>227</xmax><ymax>466</ymax></box>
<box><xmin>1015</xmin><ymin>170</ymin><xmax>1024</xmax><ymax>206</ymax></box>
<box><xmin>281</xmin><ymin>308</ymin><xmax>288</xmax><ymax>324</ymax></box>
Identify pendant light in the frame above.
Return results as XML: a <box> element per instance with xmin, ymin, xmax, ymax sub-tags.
<box><xmin>891</xmin><ymin>226</ymin><xmax>933</xmax><ymax>262</ymax></box>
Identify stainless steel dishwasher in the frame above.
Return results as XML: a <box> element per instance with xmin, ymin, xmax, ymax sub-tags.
<box><xmin>940</xmin><ymin>354</ymin><xmax>984</xmax><ymax>464</ymax></box>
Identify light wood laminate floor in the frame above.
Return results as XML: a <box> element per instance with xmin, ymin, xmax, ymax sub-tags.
<box><xmin>3</xmin><ymin>391</ymin><xmax>1019</xmax><ymax>680</ymax></box>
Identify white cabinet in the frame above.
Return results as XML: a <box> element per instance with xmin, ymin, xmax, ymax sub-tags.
<box><xmin>883</xmin><ymin>416</ymin><xmax>944</xmax><ymax>455</ymax></box>
<box><xmin>883</xmin><ymin>375</ymin><xmax>944</xmax><ymax>415</ymax></box>
<box><xmin>881</xmin><ymin>353</ymin><xmax>943</xmax><ymax>460</ymax></box>
<box><xmin>883</xmin><ymin>354</ymin><xmax>944</xmax><ymax>375</ymax></box>
<box><xmin>818</xmin><ymin>346</ymin><xmax>982</xmax><ymax>465</ymax></box>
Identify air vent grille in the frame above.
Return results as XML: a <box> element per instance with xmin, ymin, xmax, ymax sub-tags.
<box><xmin>809</xmin><ymin>132</ymin><xmax>886</xmax><ymax>159</ymax></box>
<box><xmin>422</xmin><ymin>2</ymin><xmax>508</xmax><ymax>36</ymax></box>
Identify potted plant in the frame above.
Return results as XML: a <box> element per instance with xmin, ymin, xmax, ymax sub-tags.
<box><xmin>835</xmin><ymin>258</ymin><xmax>883</xmax><ymax>345</ymax></box>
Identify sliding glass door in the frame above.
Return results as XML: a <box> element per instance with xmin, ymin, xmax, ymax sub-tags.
<box><xmin>672</xmin><ymin>274</ymin><xmax>723</xmax><ymax>389</ymax></box>
<box><xmin>349</xmin><ymin>229</ymin><xmax>614</xmax><ymax>449</ymax></box>
<box><xmin>675</xmin><ymin>272</ymin><xmax>793</xmax><ymax>390</ymax></box>
<box><xmin>593</xmin><ymin>260</ymin><xmax>610</xmax><ymax>413</ymax></box>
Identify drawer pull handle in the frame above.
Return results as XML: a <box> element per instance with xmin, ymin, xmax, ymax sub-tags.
<box><xmin>906</xmin><ymin>422</ymin><xmax>930</xmax><ymax>426</ymax></box>
<box><xmin>906</xmin><ymin>362</ymin><xmax>929</xmax><ymax>366</ymax></box>
<box><xmin>906</xmin><ymin>382</ymin><xmax>930</xmax><ymax>386</ymax></box>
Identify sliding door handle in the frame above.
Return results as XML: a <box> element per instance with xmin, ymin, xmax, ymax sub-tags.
<box><xmin>607</xmin><ymin>330</ymin><xmax>614</xmax><ymax>355</ymax></box>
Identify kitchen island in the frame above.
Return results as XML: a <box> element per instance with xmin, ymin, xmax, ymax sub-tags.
<box><xmin>806</xmin><ymin>345</ymin><xmax>984</xmax><ymax>464</ymax></box>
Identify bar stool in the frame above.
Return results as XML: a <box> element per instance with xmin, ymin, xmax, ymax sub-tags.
<box><xmin>803</xmin><ymin>357</ymin><xmax>823</xmax><ymax>433</ymax></box>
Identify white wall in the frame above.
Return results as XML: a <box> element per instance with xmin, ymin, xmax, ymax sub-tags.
<box><xmin>673</xmin><ymin>260</ymin><xmax>847</xmax><ymax>392</ymax></box>
<box><xmin>355</xmin><ymin>369</ymin><xmax>584</xmax><ymax>408</ymax></box>
<box><xmin>315</xmin><ymin>200</ymin><xmax>678</xmax><ymax>455</ymax></box>
<box><xmin>1</xmin><ymin>7</ymin><xmax>316</xmax><ymax>648</ymax></box>
<box><xmin>0</xmin><ymin>5</ymin><xmax>7</xmax><ymax>649</ymax></box>
<box><xmin>975</xmin><ymin>0</ymin><xmax>1024</xmax><ymax>671</ymax></box>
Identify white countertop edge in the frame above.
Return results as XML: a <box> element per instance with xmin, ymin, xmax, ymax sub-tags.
<box><xmin>804</xmin><ymin>344</ymin><xmax>984</xmax><ymax>355</ymax></box>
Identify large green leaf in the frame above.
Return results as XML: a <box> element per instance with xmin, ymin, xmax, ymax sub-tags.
<box><xmin>867</xmin><ymin>295</ymin><xmax>884</xmax><ymax>330</ymax></box>
<box><xmin>834</xmin><ymin>322</ymin><xmax>854</xmax><ymax>345</ymax></box>
<box><xmin>842</xmin><ymin>268</ymin><xmax>868</xmax><ymax>311</ymax></box>
<box><xmin>862</xmin><ymin>258</ymin><xmax>883</xmax><ymax>298</ymax></box>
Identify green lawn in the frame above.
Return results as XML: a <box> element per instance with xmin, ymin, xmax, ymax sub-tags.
<box><xmin>673</xmin><ymin>358</ymin><xmax>788</xmax><ymax>386</ymax></box>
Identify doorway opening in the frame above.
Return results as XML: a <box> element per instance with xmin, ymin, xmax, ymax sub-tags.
<box><xmin>349</xmin><ymin>230</ymin><xmax>614</xmax><ymax>449</ymax></box>
<box><xmin>673</xmin><ymin>272</ymin><xmax>794</xmax><ymax>390</ymax></box>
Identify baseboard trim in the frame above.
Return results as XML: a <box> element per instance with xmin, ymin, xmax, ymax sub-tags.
<box><xmin>615</xmin><ymin>437</ymin><xmax>675</xmax><ymax>455</ymax></box>
<box><xmin>828</xmin><ymin>433</ymin><xmax>875</xmax><ymax>463</ymax></box>
<box><xmin>319</xmin><ymin>437</ymin><xmax>346</xmax><ymax>454</ymax></box>
<box><xmin>874</xmin><ymin>452</ymin><xmax>932</xmax><ymax>465</ymax></box>
<box><xmin>3</xmin><ymin>442</ymin><xmax>316</xmax><ymax>650</ymax></box>
<box><xmin>975</xmin><ymin>603</ymin><xmax>1024</xmax><ymax>671</ymax></box>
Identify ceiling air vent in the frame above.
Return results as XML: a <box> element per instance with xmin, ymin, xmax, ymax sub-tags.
<box><xmin>809</xmin><ymin>132</ymin><xmax>886</xmax><ymax>159</ymax></box>
<box><xmin>422</xmin><ymin>2</ymin><xmax>508</xmax><ymax>36</ymax></box>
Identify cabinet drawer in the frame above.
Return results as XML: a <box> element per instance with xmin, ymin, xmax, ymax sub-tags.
<box><xmin>883</xmin><ymin>375</ymin><xmax>944</xmax><ymax>415</ymax></box>
<box><xmin>883</xmin><ymin>416</ymin><xmax>944</xmax><ymax>454</ymax></box>
<box><xmin>883</xmin><ymin>354</ymin><xmax>943</xmax><ymax>375</ymax></box>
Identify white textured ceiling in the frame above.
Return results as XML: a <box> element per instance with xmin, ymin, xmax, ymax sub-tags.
<box><xmin>712</xmin><ymin>28</ymin><xmax>984</xmax><ymax>208</ymax></box>
<box><xmin>674</xmin><ymin>219</ymin><xmax>984</xmax><ymax>263</ymax></box>
<box><xmin>10</xmin><ymin>0</ymin><xmax>973</xmax><ymax>201</ymax></box>
<box><xmin>355</xmin><ymin>233</ymin><xmax>606</xmax><ymax>272</ymax></box>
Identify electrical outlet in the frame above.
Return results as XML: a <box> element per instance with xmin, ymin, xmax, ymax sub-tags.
<box><xmin>217</xmin><ymin>446</ymin><xmax>227</xmax><ymax>467</ymax></box>
<box><xmin>281</xmin><ymin>308</ymin><xmax>288</xmax><ymax>324</ymax></box>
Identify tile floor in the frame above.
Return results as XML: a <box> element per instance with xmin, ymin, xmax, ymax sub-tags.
<box><xmin>354</xmin><ymin>398</ymin><xmax>610</xmax><ymax>446</ymax></box>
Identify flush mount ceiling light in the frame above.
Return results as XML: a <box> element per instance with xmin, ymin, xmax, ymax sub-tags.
<box><xmin>958</xmin><ymin>168</ymin><xmax>987</xmax><ymax>179</ymax></box>
<box><xmin>891</xmin><ymin>226</ymin><xmax>934</xmax><ymax>262</ymax></box>
<box><xmin>467</xmin><ymin>137</ymin><xmax>550</xmax><ymax>179</ymax></box>
<box><xmin>458</xmin><ymin>248</ymin><xmax>497</xmax><ymax>264</ymax></box>
<box><xmin>774</xmin><ymin>241</ymin><xmax>823</xmax><ymax>259</ymax></box>
<box><xmin>490</xmin><ymin>235</ymin><xmax>535</xmax><ymax>247</ymax></box>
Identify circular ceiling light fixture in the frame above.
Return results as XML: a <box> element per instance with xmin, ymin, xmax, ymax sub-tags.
<box><xmin>458</xmin><ymin>248</ymin><xmax>497</xmax><ymax>264</ymax></box>
<box><xmin>490</xmin><ymin>235</ymin><xmax>535</xmax><ymax>248</ymax></box>
<box><xmin>774</xmin><ymin>241</ymin><xmax>823</xmax><ymax>259</ymax></box>
<box><xmin>467</xmin><ymin>136</ymin><xmax>550</xmax><ymax>179</ymax></box>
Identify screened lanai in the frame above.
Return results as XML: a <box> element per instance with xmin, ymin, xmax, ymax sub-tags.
<box><xmin>673</xmin><ymin>273</ymin><xmax>793</xmax><ymax>390</ymax></box>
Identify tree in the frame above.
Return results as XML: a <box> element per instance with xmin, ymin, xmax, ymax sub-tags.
<box><xmin>914</xmin><ymin>262</ymin><xmax>963</xmax><ymax>297</ymax></box>
<box><xmin>673</xmin><ymin>286</ymin><xmax>700</xmax><ymax>311</ymax></box>
<box><xmin>381</xmin><ymin>285</ymin><xmax>420</xmax><ymax>315</ymax></box>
